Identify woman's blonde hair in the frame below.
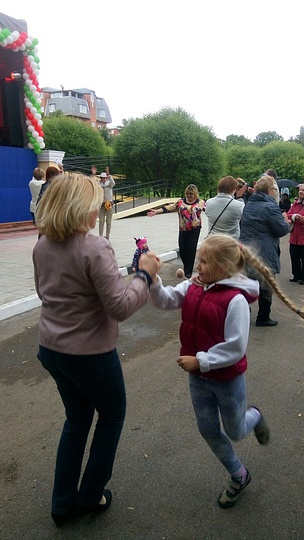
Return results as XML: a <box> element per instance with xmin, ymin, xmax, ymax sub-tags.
<box><xmin>255</xmin><ymin>175</ymin><xmax>276</xmax><ymax>193</ymax></box>
<box><xmin>35</xmin><ymin>173</ymin><xmax>103</xmax><ymax>241</ymax></box>
<box><xmin>185</xmin><ymin>184</ymin><xmax>199</xmax><ymax>199</ymax></box>
<box><xmin>201</xmin><ymin>234</ymin><xmax>304</xmax><ymax>320</ymax></box>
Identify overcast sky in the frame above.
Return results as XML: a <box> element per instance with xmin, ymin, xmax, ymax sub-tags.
<box><xmin>1</xmin><ymin>0</ymin><xmax>303</xmax><ymax>141</ymax></box>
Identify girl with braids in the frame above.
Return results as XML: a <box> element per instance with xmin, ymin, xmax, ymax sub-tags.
<box><xmin>149</xmin><ymin>234</ymin><xmax>304</xmax><ymax>509</ymax></box>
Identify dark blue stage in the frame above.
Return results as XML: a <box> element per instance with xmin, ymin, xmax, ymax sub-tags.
<box><xmin>0</xmin><ymin>146</ymin><xmax>37</xmax><ymax>223</ymax></box>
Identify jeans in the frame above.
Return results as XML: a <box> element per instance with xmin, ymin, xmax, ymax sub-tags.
<box><xmin>246</xmin><ymin>264</ymin><xmax>274</xmax><ymax>321</ymax></box>
<box><xmin>189</xmin><ymin>373</ymin><xmax>258</xmax><ymax>477</ymax></box>
<box><xmin>257</xmin><ymin>280</ymin><xmax>274</xmax><ymax>321</ymax></box>
<box><xmin>38</xmin><ymin>346</ymin><xmax>126</xmax><ymax>514</ymax></box>
<box><xmin>178</xmin><ymin>227</ymin><xmax>201</xmax><ymax>277</ymax></box>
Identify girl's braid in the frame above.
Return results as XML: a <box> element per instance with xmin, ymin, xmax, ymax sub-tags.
<box><xmin>241</xmin><ymin>245</ymin><xmax>304</xmax><ymax>320</ymax></box>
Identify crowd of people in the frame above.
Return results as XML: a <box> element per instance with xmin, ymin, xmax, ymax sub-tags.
<box><xmin>29</xmin><ymin>167</ymin><xmax>304</xmax><ymax>527</ymax></box>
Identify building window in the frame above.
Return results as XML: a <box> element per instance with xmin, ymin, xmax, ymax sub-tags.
<box><xmin>79</xmin><ymin>104</ymin><xmax>87</xmax><ymax>114</ymax></box>
<box><xmin>49</xmin><ymin>103</ymin><xmax>56</xmax><ymax>113</ymax></box>
<box><xmin>97</xmin><ymin>108</ymin><xmax>106</xmax><ymax>118</ymax></box>
<box><xmin>50</xmin><ymin>92</ymin><xmax>61</xmax><ymax>98</ymax></box>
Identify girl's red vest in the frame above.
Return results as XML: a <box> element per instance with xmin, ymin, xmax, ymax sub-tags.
<box><xmin>180</xmin><ymin>283</ymin><xmax>248</xmax><ymax>381</ymax></box>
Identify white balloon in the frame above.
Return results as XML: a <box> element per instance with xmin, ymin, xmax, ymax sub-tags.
<box><xmin>6</xmin><ymin>35</ymin><xmax>13</xmax><ymax>44</ymax></box>
<box><xmin>34</xmin><ymin>91</ymin><xmax>40</xmax><ymax>98</ymax></box>
<box><xmin>38</xmin><ymin>119</ymin><xmax>43</xmax><ymax>126</ymax></box>
<box><xmin>28</xmin><ymin>142</ymin><xmax>34</xmax><ymax>149</ymax></box>
<box><xmin>27</xmin><ymin>54</ymin><xmax>34</xmax><ymax>62</ymax></box>
<box><xmin>34</xmin><ymin>69</ymin><xmax>39</xmax><ymax>76</ymax></box>
<box><xmin>12</xmin><ymin>31</ymin><xmax>20</xmax><ymax>40</ymax></box>
<box><xmin>25</xmin><ymin>79</ymin><xmax>31</xmax><ymax>87</ymax></box>
<box><xmin>30</xmin><ymin>84</ymin><xmax>36</xmax><ymax>93</ymax></box>
<box><xmin>36</xmin><ymin>136</ymin><xmax>43</xmax><ymax>144</ymax></box>
<box><xmin>34</xmin><ymin>112</ymin><xmax>41</xmax><ymax>120</ymax></box>
<box><xmin>32</xmin><ymin>130</ymin><xmax>39</xmax><ymax>138</ymax></box>
<box><xmin>25</xmin><ymin>38</ymin><xmax>32</xmax><ymax>47</ymax></box>
<box><xmin>1</xmin><ymin>39</ymin><xmax>7</xmax><ymax>47</ymax></box>
<box><xmin>26</xmin><ymin>101</ymin><xmax>32</xmax><ymax>109</ymax></box>
<box><xmin>23</xmin><ymin>73</ymin><xmax>29</xmax><ymax>80</ymax></box>
<box><xmin>28</xmin><ymin>125</ymin><xmax>34</xmax><ymax>132</ymax></box>
<box><xmin>26</xmin><ymin>120</ymin><xmax>31</xmax><ymax>126</ymax></box>
<box><xmin>40</xmin><ymin>142</ymin><xmax>45</xmax><ymax>149</ymax></box>
<box><xmin>20</xmin><ymin>44</ymin><xmax>26</xmax><ymax>51</ymax></box>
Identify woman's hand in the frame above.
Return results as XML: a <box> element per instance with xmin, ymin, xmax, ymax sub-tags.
<box><xmin>177</xmin><ymin>355</ymin><xmax>199</xmax><ymax>372</ymax></box>
<box><xmin>147</xmin><ymin>209</ymin><xmax>157</xmax><ymax>217</ymax></box>
<box><xmin>139</xmin><ymin>252</ymin><xmax>161</xmax><ymax>277</ymax></box>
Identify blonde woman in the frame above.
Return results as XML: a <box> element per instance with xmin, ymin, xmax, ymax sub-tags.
<box><xmin>149</xmin><ymin>234</ymin><xmax>304</xmax><ymax>509</ymax></box>
<box><xmin>34</xmin><ymin>173</ymin><xmax>160</xmax><ymax>526</ymax></box>
<box><xmin>240</xmin><ymin>175</ymin><xmax>290</xmax><ymax>326</ymax></box>
<box><xmin>148</xmin><ymin>184</ymin><xmax>205</xmax><ymax>278</ymax></box>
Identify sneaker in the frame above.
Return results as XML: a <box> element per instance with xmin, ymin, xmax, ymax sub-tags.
<box><xmin>253</xmin><ymin>408</ymin><xmax>270</xmax><ymax>445</ymax></box>
<box><xmin>218</xmin><ymin>469</ymin><xmax>251</xmax><ymax>509</ymax></box>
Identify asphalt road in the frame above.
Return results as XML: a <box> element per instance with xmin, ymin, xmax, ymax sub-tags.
<box><xmin>0</xmin><ymin>240</ymin><xmax>303</xmax><ymax>540</ymax></box>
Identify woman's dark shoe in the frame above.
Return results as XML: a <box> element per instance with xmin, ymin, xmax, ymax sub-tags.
<box><xmin>77</xmin><ymin>489</ymin><xmax>112</xmax><ymax>517</ymax></box>
<box><xmin>51</xmin><ymin>507</ymin><xmax>77</xmax><ymax>527</ymax></box>
<box><xmin>256</xmin><ymin>318</ymin><xmax>278</xmax><ymax>327</ymax></box>
<box><xmin>289</xmin><ymin>278</ymin><xmax>300</xmax><ymax>282</ymax></box>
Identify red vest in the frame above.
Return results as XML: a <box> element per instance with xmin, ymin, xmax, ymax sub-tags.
<box><xmin>180</xmin><ymin>284</ymin><xmax>247</xmax><ymax>381</ymax></box>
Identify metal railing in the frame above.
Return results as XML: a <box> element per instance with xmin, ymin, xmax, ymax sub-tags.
<box><xmin>112</xmin><ymin>179</ymin><xmax>178</xmax><ymax>213</ymax></box>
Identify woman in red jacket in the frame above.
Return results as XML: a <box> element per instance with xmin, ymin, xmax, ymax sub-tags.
<box><xmin>287</xmin><ymin>184</ymin><xmax>304</xmax><ymax>284</ymax></box>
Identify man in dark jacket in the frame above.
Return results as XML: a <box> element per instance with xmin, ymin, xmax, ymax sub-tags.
<box><xmin>240</xmin><ymin>175</ymin><xmax>290</xmax><ymax>326</ymax></box>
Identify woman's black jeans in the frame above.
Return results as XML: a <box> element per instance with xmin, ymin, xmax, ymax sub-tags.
<box><xmin>38</xmin><ymin>346</ymin><xmax>126</xmax><ymax>515</ymax></box>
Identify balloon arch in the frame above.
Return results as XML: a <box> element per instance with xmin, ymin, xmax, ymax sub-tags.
<box><xmin>0</xmin><ymin>25</ymin><xmax>44</xmax><ymax>155</ymax></box>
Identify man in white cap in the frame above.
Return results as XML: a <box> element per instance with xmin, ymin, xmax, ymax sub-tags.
<box><xmin>98</xmin><ymin>170</ymin><xmax>115</xmax><ymax>238</ymax></box>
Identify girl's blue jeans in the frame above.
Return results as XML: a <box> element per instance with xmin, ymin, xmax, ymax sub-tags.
<box><xmin>38</xmin><ymin>346</ymin><xmax>126</xmax><ymax>515</ymax></box>
<box><xmin>189</xmin><ymin>372</ymin><xmax>258</xmax><ymax>477</ymax></box>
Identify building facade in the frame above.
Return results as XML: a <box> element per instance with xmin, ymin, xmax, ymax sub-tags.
<box><xmin>41</xmin><ymin>87</ymin><xmax>112</xmax><ymax>129</ymax></box>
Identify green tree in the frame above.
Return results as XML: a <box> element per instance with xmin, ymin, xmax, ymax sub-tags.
<box><xmin>260</xmin><ymin>141</ymin><xmax>304</xmax><ymax>182</ymax></box>
<box><xmin>253</xmin><ymin>131</ymin><xmax>284</xmax><ymax>146</ymax></box>
<box><xmin>113</xmin><ymin>107</ymin><xmax>223</xmax><ymax>196</ymax></box>
<box><xmin>289</xmin><ymin>126</ymin><xmax>304</xmax><ymax>146</ymax></box>
<box><xmin>43</xmin><ymin>116</ymin><xmax>108</xmax><ymax>157</ymax></box>
<box><xmin>222</xmin><ymin>134</ymin><xmax>252</xmax><ymax>147</ymax></box>
<box><xmin>224</xmin><ymin>145</ymin><xmax>262</xmax><ymax>182</ymax></box>
<box><xmin>100</xmin><ymin>127</ymin><xmax>112</xmax><ymax>146</ymax></box>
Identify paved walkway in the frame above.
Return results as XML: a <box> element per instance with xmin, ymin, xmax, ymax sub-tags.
<box><xmin>0</xmin><ymin>207</ymin><xmax>208</xmax><ymax>320</ymax></box>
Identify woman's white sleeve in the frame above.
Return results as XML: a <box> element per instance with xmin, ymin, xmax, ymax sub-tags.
<box><xmin>149</xmin><ymin>276</ymin><xmax>190</xmax><ymax>309</ymax></box>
